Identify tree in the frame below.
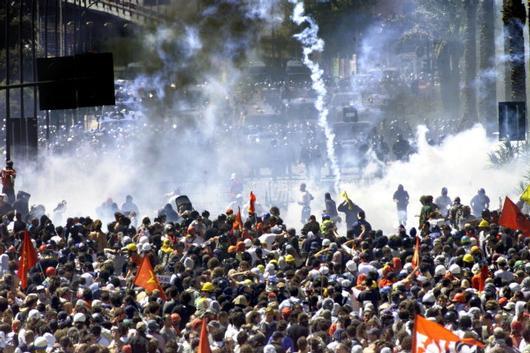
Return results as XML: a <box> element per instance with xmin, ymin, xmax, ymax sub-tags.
<box><xmin>502</xmin><ymin>0</ymin><xmax>526</xmax><ymax>101</ymax></box>
<box><xmin>478</xmin><ymin>0</ymin><xmax>497</xmax><ymax>133</ymax></box>
<box><xmin>461</xmin><ymin>0</ymin><xmax>478</xmax><ymax>129</ymax></box>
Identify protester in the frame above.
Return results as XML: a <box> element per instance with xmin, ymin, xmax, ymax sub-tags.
<box><xmin>298</xmin><ymin>183</ymin><xmax>313</xmax><ymax>224</ymax></box>
<box><xmin>392</xmin><ymin>184</ymin><xmax>409</xmax><ymax>226</ymax></box>
<box><xmin>0</xmin><ymin>160</ymin><xmax>16</xmax><ymax>204</ymax></box>
<box><xmin>0</xmin><ymin>184</ymin><xmax>528</xmax><ymax>353</ymax></box>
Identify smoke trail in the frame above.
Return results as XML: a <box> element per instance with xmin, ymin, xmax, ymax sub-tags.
<box><xmin>289</xmin><ymin>0</ymin><xmax>341</xmax><ymax>193</ymax></box>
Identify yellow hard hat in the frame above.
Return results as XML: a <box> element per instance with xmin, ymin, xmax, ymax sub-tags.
<box><xmin>125</xmin><ymin>243</ymin><xmax>137</xmax><ymax>252</ymax></box>
<box><xmin>463</xmin><ymin>254</ymin><xmax>474</xmax><ymax>263</ymax></box>
<box><xmin>285</xmin><ymin>254</ymin><xmax>296</xmax><ymax>263</ymax></box>
<box><xmin>478</xmin><ymin>219</ymin><xmax>490</xmax><ymax>228</ymax></box>
<box><xmin>201</xmin><ymin>282</ymin><xmax>215</xmax><ymax>292</ymax></box>
<box><xmin>470</xmin><ymin>246</ymin><xmax>481</xmax><ymax>254</ymax></box>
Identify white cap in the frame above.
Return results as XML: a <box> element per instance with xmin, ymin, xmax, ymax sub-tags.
<box><xmin>139</xmin><ymin>236</ymin><xmax>149</xmax><ymax>244</ymax></box>
<box><xmin>509</xmin><ymin>283</ymin><xmax>521</xmax><ymax>293</ymax></box>
<box><xmin>28</xmin><ymin>309</ymin><xmax>41</xmax><ymax>320</ymax></box>
<box><xmin>322</xmin><ymin>239</ymin><xmax>331</xmax><ymax>247</ymax></box>
<box><xmin>346</xmin><ymin>260</ymin><xmax>357</xmax><ymax>272</ymax></box>
<box><xmin>73</xmin><ymin>312</ymin><xmax>86</xmax><ymax>323</ymax></box>
<box><xmin>34</xmin><ymin>336</ymin><xmax>48</xmax><ymax>350</ymax></box>
<box><xmin>449</xmin><ymin>264</ymin><xmax>461</xmax><ymax>275</ymax></box>
<box><xmin>244</xmin><ymin>239</ymin><xmax>252</xmax><ymax>248</ymax></box>
<box><xmin>141</xmin><ymin>243</ymin><xmax>152</xmax><ymax>252</ymax></box>
<box><xmin>435</xmin><ymin>265</ymin><xmax>446</xmax><ymax>276</ymax></box>
<box><xmin>422</xmin><ymin>292</ymin><xmax>436</xmax><ymax>304</ymax></box>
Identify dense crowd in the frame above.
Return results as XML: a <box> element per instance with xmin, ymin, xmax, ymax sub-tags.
<box><xmin>0</xmin><ymin>169</ymin><xmax>529</xmax><ymax>353</ymax></box>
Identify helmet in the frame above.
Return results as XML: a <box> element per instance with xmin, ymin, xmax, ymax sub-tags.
<box><xmin>478</xmin><ymin>219</ymin><xmax>489</xmax><ymax>228</ymax></box>
<box><xmin>201</xmin><ymin>282</ymin><xmax>215</xmax><ymax>292</ymax></box>
<box><xmin>463</xmin><ymin>254</ymin><xmax>474</xmax><ymax>264</ymax></box>
<box><xmin>434</xmin><ymin>265</ymin><xmax>446</xmax><ymax>276</ymax></box>
<box><xmin>45</xmin><ymin>267</ymin><xmax>56</xmax><ymax>277</ymax></box>
<box><xmin>461</xmin><ymin>236</ymin><xmax>470</xmax><ymax>245</ymax></box>
<box><xmin>448</xmin><ymin>264</ymin><xmax>461</xmax><ymax>275</ymax></box>
<box><xmin>124</xmin><ymin>243</ymin><xmax>137</xmax><ymax>252</ymax></box>
<box><xmin>285</xmin><ymin>254</ymin><xmax>295</xmax><ymax>263</ymax></box>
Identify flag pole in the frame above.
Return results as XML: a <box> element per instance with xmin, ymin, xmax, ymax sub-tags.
<box><xmin>411</xmin><ymin>315</ymin><xmax>417</xmax><ymax>353</ymax></box>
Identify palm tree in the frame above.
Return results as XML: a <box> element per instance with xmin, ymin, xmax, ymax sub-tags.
<box><xmin>478</xmin><ymin>0</ymin><xmax>497</xmax><ymax>133</ymax></box>
<box><xmin>502</xmin><ymin>0</ymin><xmax>526</xmax><ymax>102</ymax></box>
<box><xmin>462</xmin><ymin>0</ymin><xmax>478</xmax><ymax>129</ymax></box>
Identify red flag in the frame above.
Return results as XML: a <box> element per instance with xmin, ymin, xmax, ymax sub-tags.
<box><xmin>249</xmin><ymin>191</ymin><xmax>256</xmax><ymax>214</ymax></box>
<box><xmin>198</xmin><ymin>318</ymin><xmax>211</xmax><ymax>353</ymax></box>
<box><xmin>19</xmin><ymin>231</ymin><xmax>38</xmax><ymax>289</ymax></box>
<box><xmin>411</xmin><ymin>235</ymin><xmax>420</xmax><ymax>270</ymax></box>
<box><xmin>412</xmin><ymin>315</ymin><xmax>484</xmax><ymax>353</ymax></box>
<box><xmin>498</xmin><ymin>197</ymin><xmax>530</xmax><ymax>236</ymax></box>
<box><xmin>232</xmin><ymin>207</ymin><xmax>243</xmax><ymax>231</ymax></box>
<box><xmin>134</xmin><ymin>256</ymin><xmax>167</xmax><ymax>300</ymax></box>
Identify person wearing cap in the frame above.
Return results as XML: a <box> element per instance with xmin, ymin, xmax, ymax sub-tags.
<box><xmin>129</xmin><ymin>322</ymin><xmax>149</xmax><ymax>353</ymax></box>
<box><xmin>494</xmin><ymin>257</ymin><xmax>514</xmax><ymax>285</ymax></box>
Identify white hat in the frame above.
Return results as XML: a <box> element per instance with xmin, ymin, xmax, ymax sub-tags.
<box><xmin>322</xmin><ymin>239</ymin><xmax>331</xmax><ymax>247</ymax></box>
<box><xmin>422</xmin><ymin>292</ymin><xmax>436</xmax><ymax>304</ymax></box>
<box><xmin>139</xmin><ymin>236</ymin><xmax>149</xmax><ymax>244</ymax></box>
<box><xmin>346</xmin><ymin>260</ymin><xmax>357</xmax><ymax>272</ymax></box>
<box><xmin>34</xmin><ymin>336</ymin><xmax>48</xmax><ymax>350</ymax></box>
<box><xmin>449</xmin><ymin>264</ymin><xmax>461</xmax><ymax>275</ymax></box>
<box><xmin>435</xmin><ymin>265</ymin><xmax>446</xmax><ymax>276</ymax></box>
<box><xmin>243</xmin><ymin>239</ymin><xmax>252</xmax><ymax>248</ymax></box>
<box><xmin>141</xmin><ymin>243</ymin><xmax>152</xmax><ymax>252</ymax></box>
<box><xmin>28</xmin><ymin>309</ymin><xmax>41</xmax><ymax>320</ymax></box>
<box><xmin>319</xmin><ymin>266</ymin><xmax>329</xmax><ymax>275</ymax></box>
<box><xmin>73</xmin><ymin>312</ymin><xmax>86</xmax><ymax>323</ymax></box>
<box><xmin>509</xmin><ymin>283</ymin><xmax>521</xmax><ymax>293</ymax></box>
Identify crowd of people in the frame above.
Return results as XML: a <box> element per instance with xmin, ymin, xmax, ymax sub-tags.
<box><xmin>0</xmin><ymin>167</ymin><xmax>529</xmax><ymax>353</ymax></box>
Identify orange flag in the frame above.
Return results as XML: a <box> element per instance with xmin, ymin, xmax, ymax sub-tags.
<box><xmin>411</xmin><ymin>235</ymin><xmax>420</xmax><ymax>270</ymax></box>
<box><xmin>134</xmin><ymin>256</ymin><xmax>167</xmax><ymax>300</ymax></box>
<box><xmin>249</xmin><ymin>192</ymin><xmax>256</xmax><ymax>214</ymax></box>
<box><xmin>19</xmin><ymin>231</ymin><xmax>38</xmax><ymax>289</ymax></box>
<box><xmin>412</xmin><ymin>315</ymin><xmax>484</xmax><ymax>353</ymax></box>
<box><xmin>498</xmin><ymin>196</ymin><xmax>530</xmax><ymax>236</ymax></box>
<box><xmin>232</xmin><ymin>207</ymin><xmax>243</xmax><ymax>231</ymax></box>
<box><xmin>198</xmin><ymin>318</ymin><xmax>211</xmax><ymax>353</ymax></box>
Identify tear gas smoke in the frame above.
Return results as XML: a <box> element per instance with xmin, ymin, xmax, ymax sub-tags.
<box><xmin>289</xmin><ymin>0</ymin><xmax>341</xmax><ymax>194</ymax></box>
<box><xmin>10</xmin><ymin>2</ymin><xmax>529</xmax><ymax>235</ymax></box>
<box><xmin>282</xmin><ymin>125</ymin><xmax>526</xmax><ymax>234</ymax></box>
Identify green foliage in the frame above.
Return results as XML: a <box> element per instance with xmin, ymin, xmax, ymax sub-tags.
<box><xmin>488</xmin><ymin>140</ymin><xmax>527</xmax><ymax>166</ymax></box>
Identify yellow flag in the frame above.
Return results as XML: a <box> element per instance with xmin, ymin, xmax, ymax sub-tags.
<box><xmin>340</xmin><ymin>191</ymin><xmax>353</xmax><ymax>210</ymax></box>
<box><xmin>521</xmin><ymin>185</ymin><xmax>530</xmax><ymax>205</ymax></box>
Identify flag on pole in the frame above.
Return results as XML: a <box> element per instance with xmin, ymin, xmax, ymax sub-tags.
<box><xmin>19</xmin><ymin>230</ymin><xmax>38</xmax><ymax>289</ymax></box>
<box><xmin>411</xmin><ymin>235</ymin><xmax>420</xmax><ymax>270</ymax></box>
<box><xmin>412</xmin><ymin>315</ymin><xmax>484</xmax><ymax>353</ymax></box>
<box><xmin>520</xmin><ymin>185</ymin><xmax>530</xmax><ymax>205</ymax></box>
<box><xmin>249</xmin><ymin>192</ymin><xmax>256</xmax><ymax>214</ymax></box>
<box><xmin>198</xmin><ymin>318</ymin><xmax>211</xmax><ymax>353</ymax></box>
<box><xmin>233</xmin><ymin>207</ymin><xmax>243</xmax><ymax>231</ymax></box>
<box><xmin>498</xmin><ymin>197</ymin><xmax>530</xmax><ymax>236</ymax></box>
<box><xmin>134</xmin><ymin>256</ymin><xmax>167</xmax><ymax>300</ymax></box>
